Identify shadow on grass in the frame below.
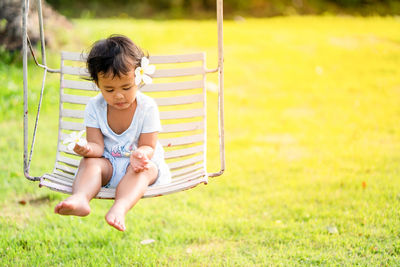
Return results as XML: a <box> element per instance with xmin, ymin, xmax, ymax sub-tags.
<box><xmin>18</xmin><ymin>193</ymin><xmax>62</xmax><ymax>206</ymax></box>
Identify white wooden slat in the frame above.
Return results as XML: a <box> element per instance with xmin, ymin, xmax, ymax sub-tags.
<box><xmin>61</xmin><ymin>109</ymin><xmax>85</xmax><ymax>119</ymax></box>
<box><xmin>149</xmin><ymin>53</ymin><xmax>204</xmax><ymax>64</ymax></box>
<box><xmin>161</xmin><ymin>121</ymin><xmax>203</xmax><ymax>133</ymax></box>
<box><xmin>61</xmin><ymin>116</ymin><xmax>204</xmax><ymax>133</ymax></box>
<box><xmin>96</xmin><ymin>189</ymin><xmax>116</xmax><ymax>199</ymax></box>
<box><xmin>48</xmin><ymin>178</ymin><xmax>73</xmax><ymax>188</ymax></box>
<box><xmin>60</xmin><ymin>121</ymin><xmax>85</xmax><ymax>131</ymax></box>
<box><xmin>62</xmin><ymin>79</ymin><xmax>97</xmax><ymax>91</ymax></box>
<box><xmin>53</xmin><ymin>155</ymin><xmax>204</xmax><ymax>179</ymax></box>
<box><xmin>167</xmin><ymin>154</ymin><xmax>204</xmax><ymax>170</ymax></box>
<box><xmin>61</xmin><ymin>51</ymin><xmax>86</xmax><ymax>61</ymax></box>
<box><xmin>57</xmin><ymin>143</ymin><xmax>204</xmax><ymax>167</ymax></box>
<box><xmin>141</xmin><ymin>80</ymin><xmax>203</xmax><ymax>92</ymax></box>
<box><xmin>56</xmin><ymin>150</ymin><xmax>207</xmax><ymax>171</ymax></box>
<box><xmin>171</xmin><ymin>164</ymin><xmax>203</xmax><ymax>177</ymax></box>
<box><xmin>159</xmin><ymin>134</ymin><xmax>204</xmax><ymax>147</ymax></box>
<box><xmin>58</xmin><ymin>144</ymin><xmax>204</xmax><ymax>159</ymax></box>
<box><xmin>61</xmin><ymin>94</ymin><xmax>92</xmax><ymax>105</ymax></box>
<box><xmin>61</xmin><ymin>52</ymin><xmax>204</xmax><ymax>64</ymax></box>
<box><xmin>145</xmin><ymin>174</ymin><xmax>206</xmax><ymax>193</ymax></box>
<box><xmin>144</xmin><ymin>178</ymin><xmax>207</xmax><ymax>198</ymax></box>
<box><xmin>60</xmin><ymin>119</ymin><xmax>203</xmax><ymax>133</ymax></box>
<box><xmin>55</xmin><ymin>162</ymin><xmax>77</xmax><ymax>174</ymax></box>
<box><xmin>62</xmin><ymin>94</ymin><xmax>203</xmax><ymax>108</ymax></box>
<box><xmin>149</xmin><ymin>172</ymin><xmax>206</xmax><ymax>190</ymax></box>
<box><xmin>43</xmin><ymin>168</ymin><xmax>207</xmax><ymax>198</ymax></box>
<box><xmin>41</xmin><ymin>179</ymin><xmax>77</xmax><ymax>196</ymax></box>
<box><xmin>143</xmin><ymin>176</ymin><xmax>208</xmax><ymax>198</ymax></box>
<box><xmin>62</xmin><ymin>66</ymin><xmax>204</xmax><ymax>78</ymax></box>
<box><xmin>51</xmin><ymin>172</ymin><xmax>75</xmax><ymax>183</ymax></box>
<box><xmin>170</xmin><ymin>178</ymin><xmax>206</xmax><ymax>191</ymax></box>
<box><xmin>40</xmin><ymin>175</ymin><xmax>208</xmax><ymax>199</ymax></box>
<box><xmin>60</xmin><ymin>132</ymin><xmax>69</xmax><ymax>141</ymax></box>
<box><xmin>152</xmin><ymin>67</ymin><xmax>204</xmax><ymax>78</ymax></box>
<box><xmin>58</xmin><ymin>145</ymin><xmax>80</xmax><ymax>156</ymax></box>
<box><xmin>56</xmin><ymin>155</ymin><xmax>81</xmax><ymax>167</ymax></box>
<box><xmin>174</xmin><ymin>168</ymin><xmax>205</xmax><ymax>180</ymax></box>
<box><xmin>40</xmin><ymin>179</ymin><xmax>74</xmax><ymax>195</ymax></box>
<box><xmin>46</xmin><ymin>172</ymin><xmax>208</xmax><ymax>192</ymax></box>
<box><xmin>160</xmin><ymin>109</ymin><xmax>204</xmax><ymax>120</ymax></box>
<box><xmin>155</xmin><ymin>94</ymin><xmax>203</xmax><ymax>106</ymax></box>
<box><xmin>51</xmin><ymin>172</ymin><xmax>75</xmax><ymax>184</ymax></box>
<box><xmin>62</xmin><ymin>66</ymin><xmax>90</xmax><ymax>77</ymax></box>
<box><xmin>164</xmin><ymin>145</ymin><xmax>203</xmax><ymax>159</ymax></box>
<box><xmin>53</xmin><ymin>169</ymin><xmax>75</xmax><ymax>179</ymax></box>
<box><xmin>43</xmin><ymin>174</ymin><xmax>73</xmax><ymax>187</ymax></box>
<box><xmin>172</xmin><ymin>169</ymin><xmax>206</xmax><ymax>183</ymax></box>
<box><xmin>60</xmin><ymin>101</ymin><xmax>203</xmax><ymax>119</ymax></box>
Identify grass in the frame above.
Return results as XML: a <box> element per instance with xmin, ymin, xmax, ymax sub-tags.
<box><xmin>1</xmin><ymin>15</ymin><xmax>400</xmax><ymax>265</ymax></box>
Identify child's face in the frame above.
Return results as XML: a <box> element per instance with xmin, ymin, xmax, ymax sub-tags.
<box><xmin>97</xmin><ymin>69</ymin><xmax>138</xmax><ymax>110</ymax></box>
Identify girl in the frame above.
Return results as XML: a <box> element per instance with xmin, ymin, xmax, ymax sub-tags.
<box><xmin>54</xmin><ymin>35</ymin><xmax>171</xmax><ymax>231</ymax></box>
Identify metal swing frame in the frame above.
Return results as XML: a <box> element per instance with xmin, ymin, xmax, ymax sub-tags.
<box><xmin>22</xmin><ymin>0</ymin><xmax>225</xmax><ymax>198</ymax></box>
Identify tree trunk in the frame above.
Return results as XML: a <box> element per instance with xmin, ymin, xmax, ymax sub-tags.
<box><xmin>0</xmin><ymin>0</ymin><xmax>72</xmax><ymax>51</ymax></box>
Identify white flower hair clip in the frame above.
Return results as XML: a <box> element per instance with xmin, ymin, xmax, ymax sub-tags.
<box><xmin>63</xmin><ymin>130</ymin><xmax>87</xmax><ymax>151</ymax></box>
<box><xmin>135</xmin><ymin>57</ymin><xmax>156</xmax><ymax>86</ymax></box>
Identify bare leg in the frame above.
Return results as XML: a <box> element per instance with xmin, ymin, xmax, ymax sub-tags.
<box><xmin>54</xmin><ymin>157</ymin><xmax>113</xmax><ymax>216</ymax></box>
<box><xmin>105</xmin><ymin>162</ymin><xmax>158</xmax><ymax>231</ymax></box>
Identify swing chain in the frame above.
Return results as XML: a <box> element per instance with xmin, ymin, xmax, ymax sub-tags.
<box><xmin>26</xmin><ymin>35</ymin><xmax>60</xmax><ymax>73</ymax></box>
<box><xmin>23</xmin><ymin>0</ymin><xmax>57</xmax><ymax>181</ymax></box>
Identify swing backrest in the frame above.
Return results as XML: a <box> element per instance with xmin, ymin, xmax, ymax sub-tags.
<box><xmin>50</xmin><ymin>51</ymin><xmax>208</xmax><ymax>198</ymax></box>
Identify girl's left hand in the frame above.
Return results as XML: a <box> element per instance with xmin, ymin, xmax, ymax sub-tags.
<box><xmin>130</xmin><ymin>150</ymin><xmax>150</xmax><ymax>173</ymax></box>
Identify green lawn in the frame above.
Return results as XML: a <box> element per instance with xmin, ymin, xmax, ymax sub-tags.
<box><xmin>1</xmin><ymin>16</ymin><xmax>400</xmax><ymax>265</ymax></box>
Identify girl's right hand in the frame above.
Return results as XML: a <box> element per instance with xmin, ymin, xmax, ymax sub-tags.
<box><xmin>130</xmin><ymin>150</ymin><xmax>150</xmax><ymax>173</ymax></box>
<box><xmin>73</xmin><ymin>143</ymin><xmax>91</xmax><ymax>157</ymax></box>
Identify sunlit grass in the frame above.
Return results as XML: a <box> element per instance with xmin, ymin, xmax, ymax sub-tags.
<box><xmin>1</xmin><ymin>16</ymin><xmax>400</xmax><ymax>265</ymax></box>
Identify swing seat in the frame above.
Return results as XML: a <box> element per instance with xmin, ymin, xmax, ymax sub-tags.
<box><xmin>39</xmin><ymin>51</ymin><xmax>211</xmax><ymax>198</ymax></box>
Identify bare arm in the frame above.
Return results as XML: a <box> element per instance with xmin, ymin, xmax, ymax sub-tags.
<box><xmin>137</xmin><ymin>132</ymin><xmax>157</xmax><ymax>158</ymax></box>
<box><xmin>73</xmin><ymin>127</ymin><xmax>104</xmax><ymax>157</ymax></box>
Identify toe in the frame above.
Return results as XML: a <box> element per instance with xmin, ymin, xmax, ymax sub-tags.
<box><xmin>54</xmin><ymin>202</ymin><xmax>64</xmax><ymax>213</ymax></box>
<box><xmin>116</xmin><ymin>222</ymin><xmax>125</xmax><ymax>231</ymax></box>
<box><xmin>106</xmin><ymin>214</ymin><xmax>125</xmax><ymax>231</ymax></box>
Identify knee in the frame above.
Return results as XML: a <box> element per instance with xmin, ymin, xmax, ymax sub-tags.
<box><xmin>78</xmin><ymin>157</ymin><xmax>106</xmax><ymax>172</ymax></box>
<box><xmin>146</xmin><ymin>161</ymin><xmax>158</xmax><ymax>175</ymax></box>
<box><xmin>127</xmin><ymin>162</ymin><xmax>158</xmax><ymax>183</ymax></box>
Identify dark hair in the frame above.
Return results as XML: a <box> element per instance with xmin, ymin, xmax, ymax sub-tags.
<box><xmin>86</xmin><ymin>34</ymin><xmax>146</xmax><ymax>83</ymax></box>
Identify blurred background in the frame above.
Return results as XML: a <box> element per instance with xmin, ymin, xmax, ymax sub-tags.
<box><xmin>1</xmin><ymin>0</ymin><xmax>400</xmax><ymax>53</ymax></box>
<box><xmin>1</xmin><ymin>0</ymin><xmax>400</xmax><ymax>265</ymax></box>
<box><xmin>32</xmin><ymin>0</ymin><xmax>400</xmax><ymax>18</ymax></box>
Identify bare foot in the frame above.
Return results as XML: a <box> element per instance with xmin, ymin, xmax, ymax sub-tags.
<box><xmin>54</xmin><ymin>194</ymin><xmax>90</xmax><ymax>216</ymax></box>
<box><xmin>105</xmin><ymin>205</ymin><xmax>126</xmax><ymax>231</ymax></box>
